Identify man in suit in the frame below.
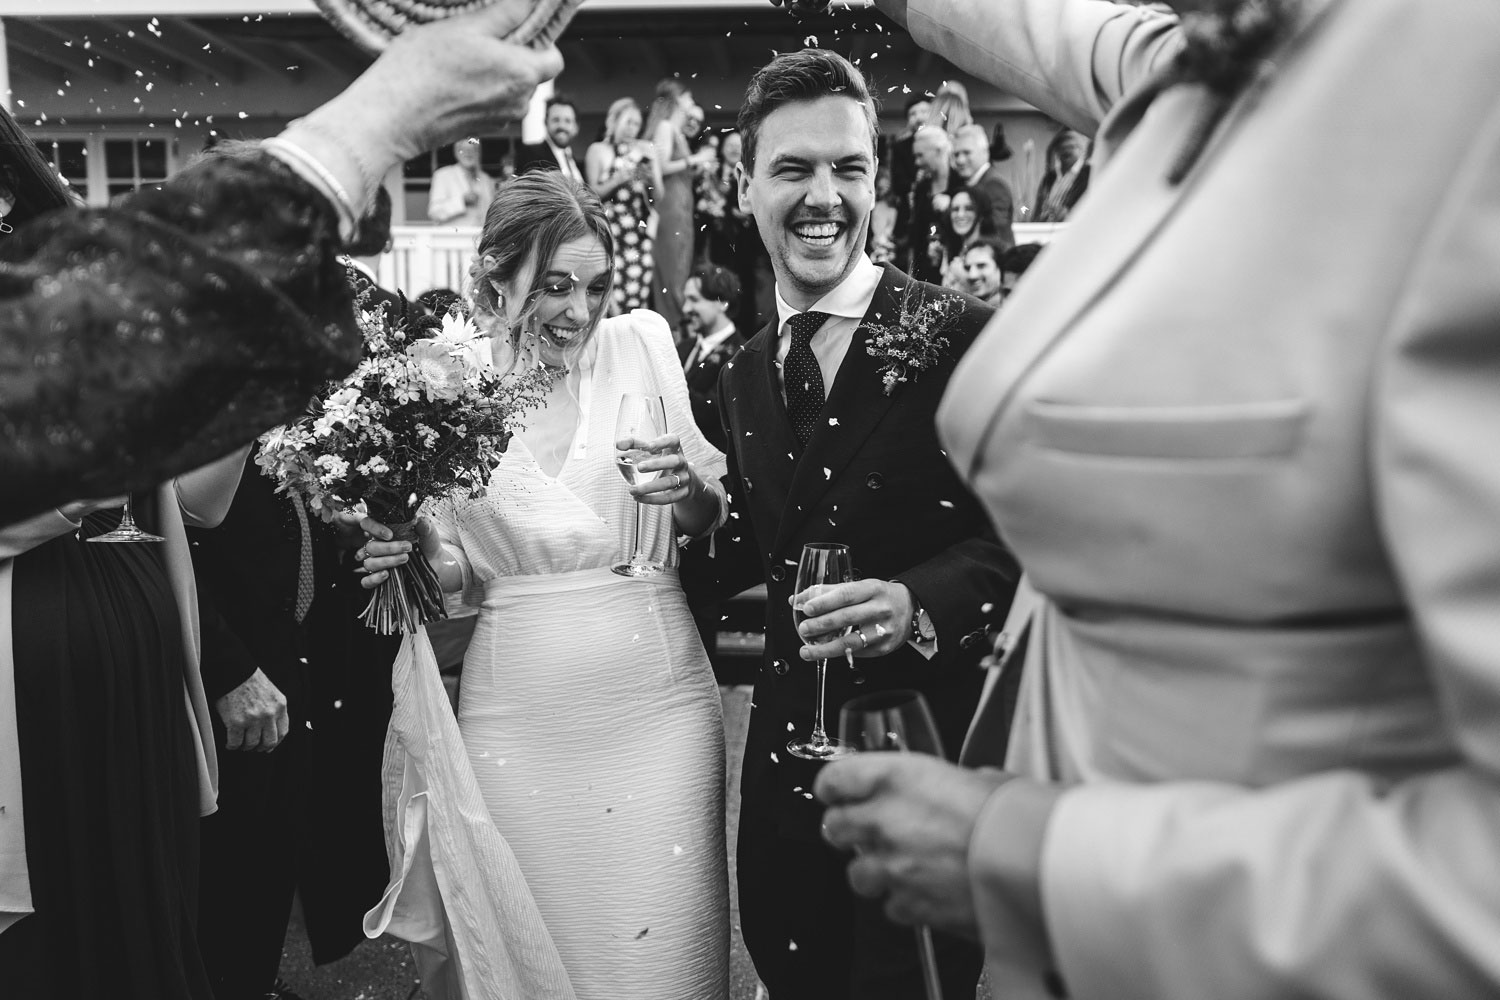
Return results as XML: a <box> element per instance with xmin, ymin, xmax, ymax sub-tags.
<box><xmin>515</xmin><ymin>93</ymin><xmax>584</xmax><ymax>184</ymax></box>
<box><xmin>951</xmin><ymin>124</ymin><xmax>1015</xmax><ymax>249</ymax></box>
<box><xmin>193</xmin><ymin>198</ymin><xmax>406</xmax><ymax>1000</ymax></box>
<box><xmin>427</xmin><ymin>138</ymin><xmax>494</xmax><ymax>226</ymax></box>
<box><xmin>692</xmin><ymin>47</ymin><xmax>1019</xmax><ymax>1000</ymax></box>
<box><xmin>680</xmin><ymin>265</ymin><xmax>746</xmax><ymax>452</ymax></box>
<box><xmin>811</xmin><ymin>1</ymin><xmax>1500</xmax><ymax>999</ymax></box>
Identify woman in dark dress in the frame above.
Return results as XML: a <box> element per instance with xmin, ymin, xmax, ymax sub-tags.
<box><xmin>3</xmin><ymin>495</ymin><xmax>214</xmax><ymax>999</ymax></box>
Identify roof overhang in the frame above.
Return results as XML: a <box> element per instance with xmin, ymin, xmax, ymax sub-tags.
<box><xmin>0</xmin><ymin>0</ymin><xmax>867</xmax><ymax>16</ymax></box>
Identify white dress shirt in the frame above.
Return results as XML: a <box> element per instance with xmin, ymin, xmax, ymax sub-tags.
<box><xmin>772</xmin><ymin>253</ymin><xmax>883</xmax><ymax>399</ymax></box>
<box><xmin>548</xmin><ymin>141</ymin><xmax>581</xmax><ymax>183</ymax></box>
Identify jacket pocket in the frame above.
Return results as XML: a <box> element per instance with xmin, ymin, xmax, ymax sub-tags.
<box><xmin>1025</xmin><ymin>398</ymin><xmax>1309</xmax><ymax>460</ymax></box>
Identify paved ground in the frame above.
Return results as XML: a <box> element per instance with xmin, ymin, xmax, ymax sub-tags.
<box><xmin>276</xmin><ymin>686</ymin><xmax>763</xmax><ymax>1000</ymax></box>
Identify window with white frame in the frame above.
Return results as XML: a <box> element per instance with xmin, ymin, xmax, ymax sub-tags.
<box><xmin>29</xmin><ymin>133</ymin><xmax>179</xmax><ymax>206</ymax></box>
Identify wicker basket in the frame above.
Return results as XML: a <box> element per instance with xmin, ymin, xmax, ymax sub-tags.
<box><xmin>313</xmin><ymin>0</ymin><xmax>585</xmax><ymax>54</ymax></box>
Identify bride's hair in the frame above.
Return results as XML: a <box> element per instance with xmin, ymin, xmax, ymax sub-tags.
<box><xmin>468</xmin><ymin>170</ymin><xmax>615</xmax><ymax>365</ymax></box>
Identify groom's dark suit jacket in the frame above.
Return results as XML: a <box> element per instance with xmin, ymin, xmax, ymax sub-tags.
<box><xmin>688</xmin><ymin>263</ymin><xmax>1020</xmax><ymax>998</ymax></box>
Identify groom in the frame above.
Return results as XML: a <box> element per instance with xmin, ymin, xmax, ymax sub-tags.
<box><xmin>693</xmin><ymin>49</ymin><xmax>1021</xmax><ymax>1000</ymax></box>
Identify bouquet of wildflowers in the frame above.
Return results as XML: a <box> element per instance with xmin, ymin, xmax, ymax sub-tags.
<box><xmin>257</xmin><ymin>295</ymin><xmax>558</xmax><ymax>633</ymax></box>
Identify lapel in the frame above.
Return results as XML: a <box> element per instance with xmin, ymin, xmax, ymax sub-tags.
<box><xmin>771</xmin><ymin>265</ymin><xmax>908</xmax><ymax>554</ymax></box>
<box><xmin>727</xmin><ymin>318</ymin><xmax>801</xmax><ymax>525</ymax></box>
<box><xmin>946</xmin><ymin>0</ymin><xmax>1343</xmax><ymax>480</ymax></box>
<box><xmin>943</xmin><ymin>85</ymin><xmax>1222</xmax><ymax>481</ymax></box>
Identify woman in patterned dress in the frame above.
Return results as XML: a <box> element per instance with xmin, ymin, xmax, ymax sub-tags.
<box><xmin>586</xmin><ymin>98</ymin><xmax>660</xmax><ymax>315</ymax></box>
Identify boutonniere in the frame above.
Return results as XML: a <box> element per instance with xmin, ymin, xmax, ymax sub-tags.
<box><xmin>864</xmin><ymin>284</ymin><xmax>962</xmax><ymax>396</ymax></box>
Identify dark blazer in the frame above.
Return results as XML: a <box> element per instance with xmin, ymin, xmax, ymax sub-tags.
<box><xmin>680</xmin><ymin>325</ymin><xmax>747</xmax><ymax>452</ymax></box>
<box><xmin>706</xmin><ymin>263</ymin><xmax>1018</xmax><ymax>838</ymax></box>
<box><xmin>969</xmin><ymin>165</ymin><xmax>1017</xmax><ymax>249</ymax></box>
<box><xmin>694</xmin><ymin>263</ymin><xmax>1019</xmax><ymax>999</ymax></box>
<box><xmin>191</xmin><ymin>457</ymin><xmax>398</xmax><ymax>967</ymax></box>
<box><xmin>515</xmin><ymin>141</ymin><xmax>583</xmax><ymax>180</ymax></box>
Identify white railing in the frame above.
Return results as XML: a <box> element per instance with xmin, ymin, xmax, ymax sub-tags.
<box><xmin>379</xmin><ymin>221</ymin><xmax>1067</xmax><ymax>299</ymax></box>
<box><xmin>379</xmin><ymin>225</ymin><xmax>481</xmax><ymax>298</ymax></box>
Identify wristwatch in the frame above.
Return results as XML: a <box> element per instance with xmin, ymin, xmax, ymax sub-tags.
<box><xmin>910</xmin><ymin>605</ymin><xmax>936</xmax><ymax>643</ymax></box>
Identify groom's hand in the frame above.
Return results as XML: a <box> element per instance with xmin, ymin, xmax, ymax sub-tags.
<box><xmin>793</xmin><ymin>579</ymin><xmax>916</xmax><ymax>659</ymax></box>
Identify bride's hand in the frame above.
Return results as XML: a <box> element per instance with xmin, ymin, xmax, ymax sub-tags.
<box><xmin>617</xmin><ymin>433</ymin><xmax>694</xmax><ymax>506</ymax></box>
<box><xmin>355</xmin><ymin>514</ymin><xmax>444</xmax><ymax>589</ymax></box>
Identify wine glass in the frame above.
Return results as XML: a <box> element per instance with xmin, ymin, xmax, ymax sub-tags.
<box><xmin>839</xmin><ymin>688</ymin><xmax>947</xmax><ymax>1000</ymax></box>
<box><xmin>86</xmin><ymin>494</ymin><xmax>164</xmax><ymax>544</ymax></box>
<box><xmin>786</xmin><ymin>542</ymin><xmax>856</xmax><ymax>760</ymax></box>
<box><xmin>612</xmin><ymin>392</ymin><xmax>669</xmax><ymax>578</ymax></box>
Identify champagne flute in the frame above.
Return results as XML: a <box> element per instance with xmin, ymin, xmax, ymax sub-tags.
<box><xmin>86</xmin><ymin>494</ymin><xmax>164</xmax><ymax>544</ymax></box>
<box><xmin>612</xmin><ymin>392</ymin><xmax>669</xmax><ymax>577</ymax></box>
<box><xmin>840</xmin><ymin>688</ymin><xmax>947</xmax><ymax>1000</ymax></box>
<box><xmin>787</xmin><ymin>542</ymin><xmax>855</xmax><ymax>760</ymax></box>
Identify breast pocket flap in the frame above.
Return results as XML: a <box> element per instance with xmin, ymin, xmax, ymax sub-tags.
<box><xmin>1025</xmin><ymin>398</ymin><xmax>1309</xmax><ymax>460</ymax></box>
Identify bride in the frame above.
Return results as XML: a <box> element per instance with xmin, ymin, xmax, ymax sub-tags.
<box><xmin>357</xmin><ymin>170</ymin><xmax>729</xmax><ymax>999</ymax></box>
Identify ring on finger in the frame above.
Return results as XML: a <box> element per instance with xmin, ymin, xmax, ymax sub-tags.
<box><xmin>854</xmin><ymin>628</ymin><xmax>869</xmax><ymax>647</ymax></box>
<box><xmin>672</xmin><ymin>473</ymin><xmax>682</xmax><ymax>490</ymax></box>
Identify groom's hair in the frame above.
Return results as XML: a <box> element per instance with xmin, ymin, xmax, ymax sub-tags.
<box><xmin>737</xmin><ymin>49</ymin><xmax>878</xmax><ymax>173</ymax></box>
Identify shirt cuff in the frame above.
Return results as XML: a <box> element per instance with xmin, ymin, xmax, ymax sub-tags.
<box><xmin>969</xmin><ymin>778</ymin><xmax>1065</xmax><ymax>987</ymax></box>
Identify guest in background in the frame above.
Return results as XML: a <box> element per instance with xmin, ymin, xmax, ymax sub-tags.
<box><xmin>951</xmin><ymin>123</ymin><xmax>1016</xmax><ymax>249</ymax></box>
<box><xmin>516</xmin><ymin>93</ymin><xmax>585</xmax><ymax>184</ymax></box>
<box><xmin>904</xmin><ymin>124</ymin><xmax>962</xmax><ymax>283</ymax></box>
<box><xmin>1034</xmin><ymin>127</ymin><xmax>1091</xmax><ymax>223</ymax></box>
<box><xmin>679</xmin><ymin>265</ymin><xmax>746</xmax><ymax>666</ymax></box>
<box><xmin>998</xmin><ymin>241</ymin><xmax>1045</xmax><ymax>300</ymax></box>
<box><xmin>646</xmin><ymin>78</ymin><xmax>700</xmax><ymax>337</ymax></box>
<box><xmin>699</xmin><ymin>130</ymin><xmax>744</xmax><ymax>269</ymax></box>
<box><xmin>679</xmin><ymin>265</ymin><xmax>745</xmax><ymax>453</ymax></box>
<box><xmin>961</xmin><ymin>237</ymin><xmax>1009</xmax><ymax>307</ymax></box>
<box><xmin>927</xmin><ymin>81</ymin><xmax>972</xmax><ymax>138</ymax></box>
<box><xmin>936</xmin><ymin>187</ymin><xmax>1001</xmax><ymax>292</ymax></box>
<box><xmin>427</xmin><ymin>138</ymin><xmax>494</xmax><ymax>227</ymax></box>
<box><xmin>587</xmin><ymin>96</ymin><xmax>661</xmax><ymax>314</ymax></box>
<box><xmin>888</xmin><ymin>94</ymin><xmax>933</xmax><ymax>235</ymax></box>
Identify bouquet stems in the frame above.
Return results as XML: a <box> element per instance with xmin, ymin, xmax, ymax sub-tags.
<box><xmin>359</xmin><ymin>518</ymin><xmax>448</xmax><ymax>634</ymax></box>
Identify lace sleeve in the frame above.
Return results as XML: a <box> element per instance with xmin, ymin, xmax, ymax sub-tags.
<box><xmin>0</xmin><ymin>152</ymin><xmax>362</xmax><ymax>526</ymax></box>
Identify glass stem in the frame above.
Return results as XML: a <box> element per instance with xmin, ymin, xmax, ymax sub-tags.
<box><xmin>118</xmin><ymin>496</ymin><xmax>138</xmax><ymax>530</ymax></box>
<box><xmin>810</xmin><ymin>658</ymin><xmax>830</xmax><ymax>747</ymax></box>
<box><xmin>632</xmin><ymin>499</ymin><xmax>647</xmax><ymax>563</ymax></box>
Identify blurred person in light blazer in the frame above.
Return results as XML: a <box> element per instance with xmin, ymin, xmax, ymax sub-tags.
<box><xmin>797</xmin><ymin>1</ymin><xmax>1500</xmax><ymax>999</ymax></box>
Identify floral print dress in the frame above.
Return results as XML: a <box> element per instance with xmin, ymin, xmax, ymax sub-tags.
<box><xmin>602</xmin><ymin>142</ymin><xmax>655</xmax><ymax>314</ymax></box>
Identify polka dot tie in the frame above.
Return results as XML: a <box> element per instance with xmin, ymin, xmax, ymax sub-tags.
<box><xmin>785</xmin><ymin>310</ymin><xmax>829</xmax><ymax>448</ymax></box>
<box><xmin>291</xmin><ymin>496</ymin><xmax>315</xmax><ymax>623</ymax></box>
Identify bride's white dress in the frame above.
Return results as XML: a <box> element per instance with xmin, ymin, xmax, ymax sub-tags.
<box><xmin>434</xmin><ymin>310</ymin><xmax>729</xmax><ymax>999</ymax></box>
